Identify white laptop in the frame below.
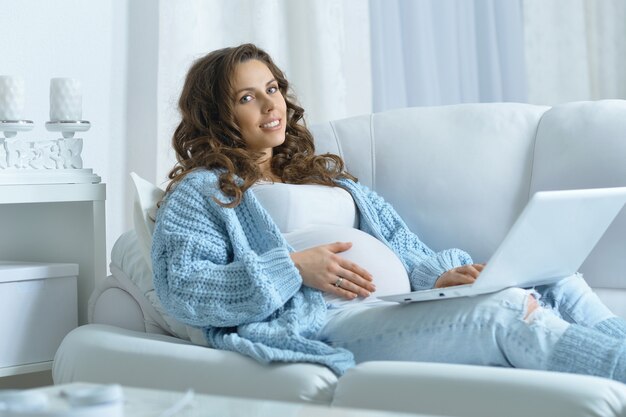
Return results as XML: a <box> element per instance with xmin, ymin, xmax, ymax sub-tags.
<box><xmin>379</xmin><ymin>187</ymin><xmax>626</xmax><ymax>303</ymax></box>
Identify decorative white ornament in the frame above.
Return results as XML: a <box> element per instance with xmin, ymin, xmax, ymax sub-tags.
<box><xmin>58</xmin><ymin>137</ymin><xmax>83</xmax><ymax>168</ymax></box>
<box><xmin>1</xmin><ymin>138</ymin><xmax>83</xmax><ymax>170</ymax></box>
<box><xmin>5</xmin><ymin>139</ymin><xmax>31</xmax><ymax>168</ymax></box>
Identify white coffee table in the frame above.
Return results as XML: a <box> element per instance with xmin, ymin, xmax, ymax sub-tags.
<box><xmin>27</xmin><ymin>383</ymin><xmax>433</xmax><ymax>417</ymax></box>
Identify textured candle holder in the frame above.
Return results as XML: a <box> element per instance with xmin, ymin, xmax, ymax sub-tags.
<box><xmin>47</xmin><ymin>78</ymin><xmax>89</xmax><ymax>138</ymax></box>
<box><xmin>49</xmin><ymin>78</ymin><xmax>82</xmax><ymax>121</ymax></box>
<box><xmin>0</xmin><ymin>77</ymin><xmax>98</xmax><ymax>184</ymax></box>
<box><xmin>0</xmin><ymin>76</ymin><xmax>33</xmax><ymax>138</ymax></box>
<box><xmin>0</xmin><ymin>75</ymin><xmax>26</xmax><ymax>121</ymax></box>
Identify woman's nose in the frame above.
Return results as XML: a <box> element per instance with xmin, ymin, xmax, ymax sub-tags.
<box><xmin>261</xmin><ymin>95</ymin><xmax>274</xmax><ymax>112</ymax></box>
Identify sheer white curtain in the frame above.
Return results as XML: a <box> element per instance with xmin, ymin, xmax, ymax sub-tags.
<box><xmin>523</xmin><ymin>0</ymin><xmax>626</xmax><ymax>105</ymax></box>
<box><xmin>121</xmin><ymin>0</ymin><xmax>626</xmax><ymax>258</ymax></box>
<box><xmin>151</xmin><ymin>0</ymin><xmax>626</xmax><ymax>182</ymax></box>
<box><xmin>154</xmin><ymin>0</ymin><xmax>532</xmax><ymax>178</ymax></box>
<box><xmin>369</xmin><ymin>0</ymin><xmax>527</xmax><ymax>111</ymax></box>
<box><xmin>155</xmin><ymin>0</ymin><xmax>372</xmax><ymax>181</ymax></box>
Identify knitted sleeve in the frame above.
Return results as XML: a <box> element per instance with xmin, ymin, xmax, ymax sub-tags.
<box><xmin>151</xmin><ymin>174</ymin><xmax>302</xmax><ymax>328</ymax></box>
<box><xmin>347</xmin><ymin>180</ymin><xmax>473</xmax><ymax>290</ymax></box>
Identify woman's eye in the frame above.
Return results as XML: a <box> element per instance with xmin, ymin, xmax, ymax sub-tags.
<box><xmin>239</xmin><ymin>94</ymin><xmax>253</xmax><ymax>104</ymax></box>
<box><xmin>267</xmin><ymin>86</ymin><xmax>278</xmax><ymax>94</ymax></box>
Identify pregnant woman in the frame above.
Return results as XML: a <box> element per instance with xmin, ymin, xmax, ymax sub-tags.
<box><xmin>152</xmin><ymin>43</ymin><xmax>626</xmax><ymax>382</ymax></box>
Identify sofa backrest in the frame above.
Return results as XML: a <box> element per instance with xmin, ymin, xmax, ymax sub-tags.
<box><xmin>529</xmin><ymin>100</ymin><xmax>626</xmax><ymax>290</ymax></box>
<box><xmin>311</xmin><ymin>102</ymin><xmax>548</xmax><ymax>264</ymax></box>
<box><xmin>311</xmin><ymin>101</ymin><xmax>626</xmax><ymax>297</ymax></box>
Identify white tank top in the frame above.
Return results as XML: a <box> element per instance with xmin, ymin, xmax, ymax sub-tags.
<box><xmin>251</xmin><ymin>182</ymin><xmax>411</xmax><ymax>307</ymax></box>
<box><xmin>251</xmin><ymin>182</ymin><xmax>358</xmax><ymax>232</ymax></box>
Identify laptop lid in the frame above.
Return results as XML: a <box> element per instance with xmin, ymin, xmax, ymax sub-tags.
<box><xmin>471</xmin><ymin>187</ymin><xmax>626</xmax><ymax>292</ymax></box>
<box><xmin>379</xmin><ymin>187</ymin><xmax>626</xmax><ymax>304</ymax></box>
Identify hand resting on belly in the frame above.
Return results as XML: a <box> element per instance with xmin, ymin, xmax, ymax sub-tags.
<box><xmin>286</xmin><ymin>226</ymin><xmax>411</xmax><ymax>300</ymax></box>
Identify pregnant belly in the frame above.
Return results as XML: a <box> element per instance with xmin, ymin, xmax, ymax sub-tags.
<box><xmin>284</xmin><ymin>226</ymin><xmax>411</xmax><ymax>299</ymax></box>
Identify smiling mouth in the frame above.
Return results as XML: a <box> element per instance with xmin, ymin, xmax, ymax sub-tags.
<box><xmin>260</xmin><ymin>119</ymin><xmax>280</xmax><ymax>129</ymax></box>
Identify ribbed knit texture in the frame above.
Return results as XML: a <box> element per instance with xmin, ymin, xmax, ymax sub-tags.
<box><xmin>594</xmin><ymin>317</ymin><xmax>626</xmax><ymax>340</ymax></box>
<box><xmin>547</xmin><ymin>324</ymin><xmax>626</xmax><ymax>383</ymax></box>
<box><xmin>152</xmin><ymin>170</ymin><xmax>472</xmax><ymax>375</ymax></box>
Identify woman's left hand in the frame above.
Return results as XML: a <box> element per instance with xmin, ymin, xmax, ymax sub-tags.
<box><xmin>434</xmin><ymin>264</ymin><xmax>485</xmax><ymax>288</ymax></box>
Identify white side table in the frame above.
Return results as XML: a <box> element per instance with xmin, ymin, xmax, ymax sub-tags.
<box><xmin>27</xmin><ymin>383</ymin><xmax>432</xmax><ymax>417</ymax></box>
<box><xmin>0</xmin><ymin>182</ymin><xmax>106</xmax><ymax>326</ymax></box>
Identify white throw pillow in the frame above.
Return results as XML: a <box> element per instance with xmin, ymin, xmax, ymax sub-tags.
<box><xmin>109</xmin><ymin>230</ymin><xmax>208</xmax><ymax>345</ymax></box>
<box><xmin>124</xmin><ymin>173</ymin><xmax>207</xmax><ymax>344</ymax></box>
<box><xmin>130</xmin><ymin>172</ymin><xmax>164</xmax><ymax>271</ymax></box>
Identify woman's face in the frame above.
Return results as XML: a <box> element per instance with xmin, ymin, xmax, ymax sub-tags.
<box><xmin>231</xmin><ymin>59</ymin><xmax>287</xmax><ymax>159</ymax></box>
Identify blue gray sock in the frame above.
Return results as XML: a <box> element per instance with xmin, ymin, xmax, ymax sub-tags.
<box><xmin>593</xmin><ymin>317</ymin><xmax>626</xmax><ymax>340</ymax></box>
<box><xmin>547</xmin><ymin>324</ymin><xmax>626</xmax><ymax>383</ymax></box>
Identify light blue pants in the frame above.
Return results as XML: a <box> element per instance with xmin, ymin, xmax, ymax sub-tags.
<box><xmin>318</xmin><ymin>274</ymin><xmax>626</xmax><ymax>381</ymax></box>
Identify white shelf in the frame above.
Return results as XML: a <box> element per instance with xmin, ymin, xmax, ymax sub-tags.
<box><xmin>0</xmin><ymin>175</ymin><xmax>106</xmax><ymax>382</ymax></box>
<box><xmin>0</xmin><ymin>181</ymin><xmax>106</xmax><ymax>325</ymax></box>
<box><xmin>0</xmin><ymin>361</ymin><xmax>52</xmax><ymax>377</ymax></box>
<box><xmin>0</xmin><ymin>182</ymin><xmax>105</xmax><ymax>204</ymax></box>
<box><xmin>0</xmin><ymin>169</ymin><xmax>101</xmax><ymax>185</ymax></box>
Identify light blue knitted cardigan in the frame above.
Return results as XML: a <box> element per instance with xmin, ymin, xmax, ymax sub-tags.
<box><xmin>152</xmin><ymin>169</ymin><xmax>473</xmax><ymax>375</ymax></box>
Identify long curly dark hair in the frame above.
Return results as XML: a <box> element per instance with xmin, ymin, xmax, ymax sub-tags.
<box><xmin>166</xmin><ymin>43</ymin><xmax>356</xmax><ymax>207</ymax></box>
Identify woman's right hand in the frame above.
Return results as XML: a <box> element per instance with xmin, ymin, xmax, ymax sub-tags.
<box><xmin>290</xmin><ymin>242</ymin><xmax>376</xmax><ymax>299</ymax></box>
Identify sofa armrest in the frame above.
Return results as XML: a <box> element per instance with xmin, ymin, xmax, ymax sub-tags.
<box><xmin>53</xmin><ymin>324</ymin><xmax>338</xmax><ymax>405</ymax></box>
<box><xmin>332</xmin><ymin>361</ymin><xmax>626</xmax><ymax>417</ymax></box>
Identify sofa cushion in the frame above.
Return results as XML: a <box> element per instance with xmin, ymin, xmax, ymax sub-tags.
<box><xmin>53</xmin><ymin>324</ymin><xmax>338</xmax><ymax>405</ymax></box>
<box><xmin>333</xmin><ymin>361</ymin><xmax>626</xmax><ymax>417</ymax></box>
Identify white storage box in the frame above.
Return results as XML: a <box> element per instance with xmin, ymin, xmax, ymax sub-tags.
<box><xmin>0</xmin><ymin>261</ymin><xmax>78</xmax><ymax>370</ymax></box>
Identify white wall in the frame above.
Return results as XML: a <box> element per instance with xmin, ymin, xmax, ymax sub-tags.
<box><xmin>1</xmin><ymin>0</ymin><xmax>130</xmax><ymax>265</ymax></box>
<box><xmin>126</xmin><ymin>0</ymin><xmax>159</xmax><ymax>185</ymax></box>
<box><xmin>2</xmin><ymin>0</ymin><xmax>373</xmax><ymax>264</ymax></box>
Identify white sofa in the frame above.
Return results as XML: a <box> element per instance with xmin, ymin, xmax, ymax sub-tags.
<box><xmin>53</xmin><ymin>101</ymin><xmax>626</xmax><ymax>417</ymax></box>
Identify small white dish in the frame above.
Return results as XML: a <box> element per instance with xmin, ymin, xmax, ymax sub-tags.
<box><xmin>45</xmin><ymin>120</ymin><xmax>91</xmax><ymax>138</ymax></box>
<box><xmin>0</xmin><ymin>120</ymin><xmax>34</xmax><ymax>138</ymax></box>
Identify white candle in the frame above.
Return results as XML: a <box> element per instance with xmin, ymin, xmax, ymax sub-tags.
<box><xmin>0</xmin><ymin>75</ymin><xmax>26</xmax><ymax>121</ymax></box>
<box><xmin>49</xmin><ymin>78</ymin><xmax>82</xmax><ymax>121</ymax></box>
